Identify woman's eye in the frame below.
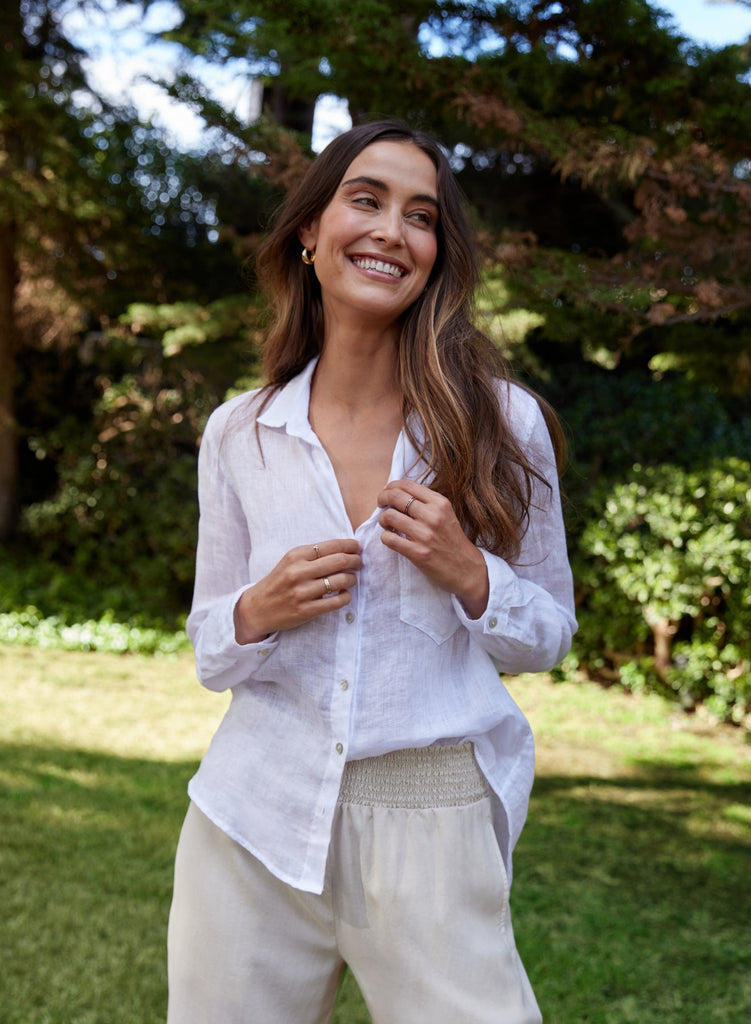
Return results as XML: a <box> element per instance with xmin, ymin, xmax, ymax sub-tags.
<box><xmin>353</xmin><ymin>195</ymin><xmax>378</xmax><ymax>208</ymax></box>
<box><xmin>409</xmin><ymin>210</ymin><xmax>433</xmax><ymax>227</ymax></box>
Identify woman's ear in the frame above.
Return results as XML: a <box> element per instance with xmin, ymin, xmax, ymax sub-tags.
<box><xmin>298</xmin><ymin>220</ymin><xmax>319</xmax><ymax>250</ymax></box>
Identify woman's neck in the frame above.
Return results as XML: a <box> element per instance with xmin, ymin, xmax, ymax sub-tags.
<box><xmin>313</xmin><ymin>326</ymin><xmax>401</xmax><ymax>415</ymax></box>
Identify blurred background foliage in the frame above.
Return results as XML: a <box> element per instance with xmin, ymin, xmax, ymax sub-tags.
<box><xmin>1</xmin><ymin>0</ymin><xmax>750</xmax><ymax>721</ymax></box>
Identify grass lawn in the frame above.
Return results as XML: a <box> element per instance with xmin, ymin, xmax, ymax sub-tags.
<box><xmin>1</xmin><ymin>644</ymin><xmax>749</xmax><ymax>1023</ymax></box>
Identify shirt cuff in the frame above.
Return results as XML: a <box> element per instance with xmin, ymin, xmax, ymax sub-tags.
<box><xmin>229</xmin><ymin>586</ymin><xmax>280</xmax><ymax>653</ymax></box>
<box><xmin>450</xmin><ymin>549</ymin><xmax>529</xmax><ymax>639</ymax></box>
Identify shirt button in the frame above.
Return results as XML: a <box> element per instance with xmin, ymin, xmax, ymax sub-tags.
<box><xmin>335</xmin><ymin>742</ymin><xmax>344</xmax><ymax>754</ymax></box>
<box><xmin>488</xmin><ymin>616</ymin><xmax>498</xmax><ymax>630</ymax></box>
<box><xmin>340</xmin><ymin>679</ymin><xmax>349</xmax><ymax>691</ymax></box>
<box><xmin>257</xmin><ymin>648</ymin><xmax>268</xmax><ymax>656</ymax></box>
<box><xmin>345</xmin><ymin>611</ymin><xmax>355</xmax><ymax>624</ymax></box>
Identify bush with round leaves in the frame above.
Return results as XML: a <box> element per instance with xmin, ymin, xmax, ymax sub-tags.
<box><xmin>574</xmin><ymin>457</ymin><xmax>751</xmax><ymax>722</ymax></box>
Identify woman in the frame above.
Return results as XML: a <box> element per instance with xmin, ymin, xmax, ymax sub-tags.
<box><xmin>167</xmin><ymin>119</ymin><xmax>576</xmax><ymax>1024</ymax></box>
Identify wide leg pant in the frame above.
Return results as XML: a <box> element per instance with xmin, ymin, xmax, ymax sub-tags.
<box><xmin>167</xmin><ymin>744</ymin><xmax>542</xmax><ymax>1024</ymax></box>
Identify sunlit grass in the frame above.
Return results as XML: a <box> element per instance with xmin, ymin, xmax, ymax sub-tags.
<box><xmin>1</xmin><ymin>647</ymin><xmax>749</xmax><ymax>1023</ymax></box>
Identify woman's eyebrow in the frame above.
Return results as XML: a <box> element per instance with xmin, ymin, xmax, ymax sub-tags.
<box><xmin>340</xmin><ymin>174</ymin><xmax>439</xmax><ymax>208</ymax></box>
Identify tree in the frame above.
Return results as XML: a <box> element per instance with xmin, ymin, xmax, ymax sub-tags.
<box><xmin>154</xmin><ymin>0</ymin><xmax>751</xmax><ymax>388</ymax></box>
<box><xmin>0</xmin><ymin>0</ymin><xmax>254</xmax><ymax>539</ymax></box>
<box><xmin>0</xmin><ymin>0</ymin><xmax>126</xmax><ymax>539</ymax></box>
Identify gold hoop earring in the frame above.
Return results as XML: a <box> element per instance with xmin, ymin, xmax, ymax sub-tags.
<box><xmin>301</xmin><ymin>247</ymin><xmax>316</xmax><ymax>265</ymax></box>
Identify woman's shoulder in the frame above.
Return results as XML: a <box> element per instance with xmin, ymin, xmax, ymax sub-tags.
<box><xmin>493</xmin><ymin>377</ymin><xmax>544</xmax><ymax>444</ymax></box>
<box><xmin>203</xmin><ymin>385</ymin><xmax>267</xmax><ymax>439</ymax></box>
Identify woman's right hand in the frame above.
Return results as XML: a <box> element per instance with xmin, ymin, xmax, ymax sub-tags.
<box><xmin>233</xmin><ymin>539</ymin><xmax>362</xmax><ymax>644</ymax></box>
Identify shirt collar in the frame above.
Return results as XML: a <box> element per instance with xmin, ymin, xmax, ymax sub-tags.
<box><xmin>255</xmin><ymin>355</ymin><xmax>429</xmax><ymax>476</ymax></box>
<box><xmin>256</xmin><ymin>357</ymin><xmax>319</xmax><ymax>440</ymax></box>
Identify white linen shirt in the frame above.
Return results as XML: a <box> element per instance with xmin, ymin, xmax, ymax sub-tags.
<box><xmin>186</xmin><ymin>357</ymin><xmax>577</xmax><ymax>894</ymax></box>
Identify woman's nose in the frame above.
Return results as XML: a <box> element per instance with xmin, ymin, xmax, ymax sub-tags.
<box><xmin>371</xmin><ymin>206</ymin><xmax>404</xmax><ymax>244</ymax></box>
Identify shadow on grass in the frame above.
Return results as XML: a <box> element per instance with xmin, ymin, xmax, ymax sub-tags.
<box><xmin>1</xmin><ymin>742</ymin><xmax>194</xmax><ymax>1024</ymax></box>
<box><xmin>2</xmin><ymin>744</ymin><xmax>749</xmax><ymax>1024</ymax></box>
<box><xmin>514</xmin><ymin>766</ymin><xmax>751</xmax><ymax>1024</ymax></box>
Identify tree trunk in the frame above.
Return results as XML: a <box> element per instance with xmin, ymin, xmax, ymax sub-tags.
<box><xmin>646</xmin><ymin>609</ymin><xmax>677</xmax><ymax>682</ymax></box>
<box><xmin>263</xmin><ymin>80</ymin><xmax>316</xmax><ymax>136</ymax></box>
<box><xmin>0</xmin><ymin>3</ymin><xmax>25</xmax><ymax>541</ymax></box>
<box><xmin>0</xmin><ymin>217</ymin><xmax>19</xmax><ymax>541</ymax></box>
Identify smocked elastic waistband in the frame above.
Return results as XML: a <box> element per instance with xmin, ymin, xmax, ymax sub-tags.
<box><xmin>338</xmin><ymin>743</ymin><xmax>489</xmax><ymax>810</ymax></box>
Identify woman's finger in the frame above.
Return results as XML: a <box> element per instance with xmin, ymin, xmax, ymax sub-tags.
<box><xmin>310</xmin><ymin>570</ymin><xmax>359</xmax><ymax>599</ymax></box>
<box><xmin>234</xmin><ymin>542</ymin><xmax>361</xmax><ymax>642</ymax></box>
<box><xmin>377</xmin><ymin>479</ymin><xmax>431</xmax><ymax>513</ymax></box>
<box><xmin>306</xmin><ymin>538</ymin><xmax>362</xmax><ymax>561</ymax></box>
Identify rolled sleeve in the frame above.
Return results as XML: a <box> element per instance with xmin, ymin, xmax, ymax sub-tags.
<box><xmin>188</xmin><ymin>586</ymin><xmax>281</xmax><ymax>692</ymax></box>
<box><xmin>451</xmin><ymin>396</ymin><xmax>577</xmax><ymax>674</ymax></box>
<box><xmin>452</xmin><ymin>550</ymin><xmax>573</xmax><ymax>672</ymax></box>
<box><xmin>186</xmin><ymin>395</ymin><xmax>283</xmax><ymax>693</ymax></box>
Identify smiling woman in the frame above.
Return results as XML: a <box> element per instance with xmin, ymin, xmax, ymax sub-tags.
<box><xmin>166</xmin><ymin>119</ymin><xmax>577</xmax><ymax>1024</ymax></box>
<box><xmin>297</xmin><ymin>141</ymin><xmax>439</xmax><ymax>356</ymax></box>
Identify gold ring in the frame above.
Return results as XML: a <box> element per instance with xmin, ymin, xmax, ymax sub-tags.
<box><xmin>313</xmin><ymin>543</ymin><xmax>320</xmax><ymax>558</ymax></box>
<box><xmin>403</xmin><ymin>496</ymin><xmax>416</xmax><ymax>515</ymax></box>
<box><xmin>323</xmin><ymin>576</ymin><xmax>332</xmax><ymax>595</ymax></box>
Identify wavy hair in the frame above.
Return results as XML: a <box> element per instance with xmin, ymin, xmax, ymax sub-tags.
<box><xmin>254</xmin><ymin>120</ymin><xmax>565</xmax><ymax>560</ymax></box>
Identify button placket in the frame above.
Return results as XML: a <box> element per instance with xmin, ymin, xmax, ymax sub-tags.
<box><xmin>330</xmin><ymin>589</ymin><xmax>359</xmax><ymax>767</ymax></box>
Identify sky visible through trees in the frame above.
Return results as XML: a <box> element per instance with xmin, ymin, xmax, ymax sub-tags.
<box><xmin>62</xmin><ymin>0</ymin><xmax>751</xmax><ymax>153</ymax></box>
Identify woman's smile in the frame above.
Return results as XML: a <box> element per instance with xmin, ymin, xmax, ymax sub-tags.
<box><xmin>349</xmin><ymin>255</ymin><xmax>408</xmax><ymax>279</ymax></box>
<box><xmin>299</xmin><ymin>140</ymin><xmax>439</xmax><ymax>328</ymax></box>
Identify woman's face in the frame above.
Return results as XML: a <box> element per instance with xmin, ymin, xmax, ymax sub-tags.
<box><xmin>299</xmin><ymin>140</ymin><xmax>439</xmax><ymax>333</ymax></box>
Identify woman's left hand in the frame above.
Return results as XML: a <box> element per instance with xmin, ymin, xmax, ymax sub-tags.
<box><xmin>377</xmin><ymin>479</ymin><xmax>489</xmax><ymax>619</ymax></box>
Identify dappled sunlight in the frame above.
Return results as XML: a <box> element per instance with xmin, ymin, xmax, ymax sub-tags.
<box><xmin>514</xmin><ymin>768</ymin><xmax>751</xmax><ymax>1023</ymax></box>
<box><xmin>0</xmin><ymin>646</ymin><xmax>229</xmax><ymax>761</ymax></box>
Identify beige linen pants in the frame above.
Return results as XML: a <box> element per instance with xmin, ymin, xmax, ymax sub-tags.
<box><xmin>167</xmin><ymin>744</ymin><xmax>542</xmax><ymax>1024</ymax></box>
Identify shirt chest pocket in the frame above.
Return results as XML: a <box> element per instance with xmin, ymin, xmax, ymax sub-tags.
<box><xmin>398</xmin><ymin>556</ymin><xmax>461</xmax><ymax>645</ymax></box>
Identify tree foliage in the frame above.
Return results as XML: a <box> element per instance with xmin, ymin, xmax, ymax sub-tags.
<box><xmin>578</xmin><ymin>456</ymin><xmax>751</xmax><ymax>722</ymax></box>
<box><xmin>156</xmin><ymin>0</ymin><xmax>751</xmax><ymax>385</ymax></box>
<box><xmin>0</xmin><ymin>0</ymin><xmax>276</xmax><ymax>539</ymax></box>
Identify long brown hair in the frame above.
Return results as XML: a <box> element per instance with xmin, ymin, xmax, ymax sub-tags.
<box><xmin>254</xmin><ymin>120</ymin><xmax>565</xmax><ymax>560</ymax></box>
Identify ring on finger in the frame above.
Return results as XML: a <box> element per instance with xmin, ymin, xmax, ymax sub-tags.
<box><xmin>313</xmin><ymin>542</ymin><xmax>320</xmax><ymax>558</ymax></box>
<box><xmin>322</xmin><ymin>576</ymin><xmax>332</xmax><ymax>595</ymax></box>
<box><xmin>403</xmin><ymin>496</ymin><xmax>416</xmax><ymax>516</ymax></box>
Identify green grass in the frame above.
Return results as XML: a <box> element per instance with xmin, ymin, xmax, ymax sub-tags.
<box><xmin>1</xmin><ymin>645</ymin><xmax>749</xmax><ymax>1023</ymax></box>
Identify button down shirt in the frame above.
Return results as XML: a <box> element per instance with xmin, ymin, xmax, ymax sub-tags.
<box><xmin>186</xmin><ymin>358</ymin><xmax>577</xmax><ymax>894</ymax></box>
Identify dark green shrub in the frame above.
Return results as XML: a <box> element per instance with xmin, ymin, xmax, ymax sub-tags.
<box><xmin>20</xmin><ymin>390</ymin><xmax>199</xmax><ymax>623</ymax></box>
<box><xmin>531</xmin><ymin>365</ymin><xmax>751</xmax><ymax>721</ymax></box>
<box><xmin>537</xmin><ymin>366</ymin><xmax>751</xmax><ymax>521</ymax></box>
<box><xmin>14</xmin><ymin>318</ymin><xmax>260</xmax><ymax>631</ymax></box>
<box><xmin>19</xmin><ymin>360</ymin><xmax>207</xmax><ymax>624</ymax></box>
<box><xmin>574</xmin><ymin>457</ymin><xmax>751</xmax><ymax>722</ymax></box>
